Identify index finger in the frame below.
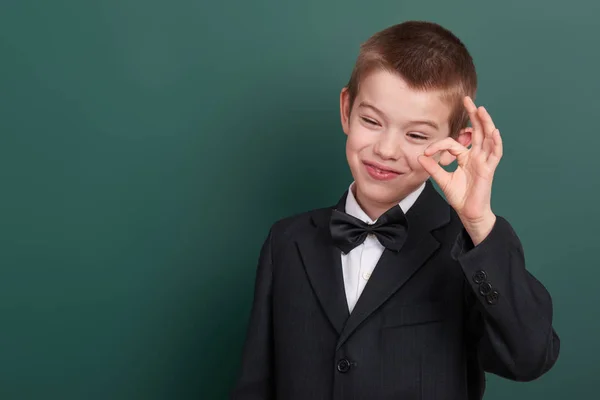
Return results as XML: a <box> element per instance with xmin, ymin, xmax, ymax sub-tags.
<box><xmin>477</xmin><ymin>106</ymin><xmax>497</xmax><ymax>137</ymax></box>
<box><xmin>464</xmin><ymin>96</ymin><xmax>483</xmax><ymax>149</ymax></box>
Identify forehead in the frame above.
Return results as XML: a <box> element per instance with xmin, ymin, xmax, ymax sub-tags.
<box><xmin>355</xmin><ymin>70</ymin><xmax>452</xmax><ymax>129</ymax></box>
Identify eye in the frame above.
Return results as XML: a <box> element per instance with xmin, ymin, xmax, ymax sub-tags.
<box><xmin>360</xmin><ymin>117</ymin><xmax>379</xmax><ymax>126</ymax></box>
<box><xmin>408</xmin><ymin>133</ymin><xmax>427</xmax><ymax>140</ymax></box>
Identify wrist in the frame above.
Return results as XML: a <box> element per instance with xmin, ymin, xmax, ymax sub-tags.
<box><xmin>461</xmin><ymin>210</ymin><xmax>497</xmax><ymax>247</ymax></box>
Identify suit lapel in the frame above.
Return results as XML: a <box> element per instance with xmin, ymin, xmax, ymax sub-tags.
<box><xmin>336</xmin><ymin>180</ymin><xmax>451</xmax><ymax>349</ymax></box>
<box><xmin>296</xmin><ymin>207</ymin><xmax>349</xmax><ymax>335</ymax></box>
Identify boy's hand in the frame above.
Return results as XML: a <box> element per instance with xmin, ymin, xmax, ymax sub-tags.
<box><xmin>417</xmin><ymin>96</ymin><xmax>502</xmax><ymax>246</ymax></box>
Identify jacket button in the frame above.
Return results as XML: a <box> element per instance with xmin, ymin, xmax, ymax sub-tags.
<box><xmin>479</xmin><ymin>281</ymin><xmax>493</xmax><ymax>296</ymax></box>
<box><xmin>473</xmin><ymin>270</ymin><xmax>487</xmax><ymax>284</ymax></box>
<box><xmin>486</xmin><ymin>290</ymin><xmax>500</xmax><ymax>305</ymax></box>
<box><xmin>337</xmin><ymin>358</ymin><xmax>351</xmax><ymax>373</ymax></box>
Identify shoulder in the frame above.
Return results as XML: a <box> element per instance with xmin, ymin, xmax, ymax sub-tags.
<box><xmin>268</xmin><ymin>206</ymin><xmax>332</xmax><ymax>243</ymax></box>
<box><xmin>252</xmin><ymin>206</ymin><xmax>332</xmax><ymax>264</ymax></box>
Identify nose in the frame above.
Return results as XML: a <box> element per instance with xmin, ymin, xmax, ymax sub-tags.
<box><xmin>373</xmin><ymin>131</ymin><xmax>399</xmax><ymax>160</ymax></box>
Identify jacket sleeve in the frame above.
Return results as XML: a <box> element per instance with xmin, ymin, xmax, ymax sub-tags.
<box><xmin>451</xmin><ymin>216</ymin><xmax>560</xmax><ymax>381</ymax></box>
<box><xmin>230</xmin><ymin>229</ymin><xmax>275</xmax><ymax>400</ymax></box>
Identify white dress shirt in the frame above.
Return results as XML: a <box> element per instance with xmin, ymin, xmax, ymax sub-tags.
<box><xmin>341</xmin><ymin>182</ymin><xmax>426</xmax><ymax>313</ymax></box>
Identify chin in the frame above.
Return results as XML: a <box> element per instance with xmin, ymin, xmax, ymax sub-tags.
<box><xmin>355</xmin><ymin>179</ymin><xmax>404</xmax><ymax>206</ymax></box>
<box><xmin>357</xmin><ymin>172</ymin><xmax>424</xmax><ymax>203</ymax></box>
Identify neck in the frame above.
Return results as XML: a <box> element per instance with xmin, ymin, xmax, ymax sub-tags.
<box><xmin>353</xmin><ymin>185</ymin><xmax>400</xmax><ymax>221</ymax></box>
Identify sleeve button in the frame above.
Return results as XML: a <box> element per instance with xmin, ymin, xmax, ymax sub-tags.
<box><xmin>473</xmin><ymin>270</ymin><xmax>487</xmax><ymax>284</ymax></box>
<box><xmin>486</xmin><ymin>290</ymin><xmax>500</xmax><ymax>305</ymax></box>
<box><xmin>479</xmin><ymin>281</ymin><xmax>493</xmax><ymax>296</ymax></box>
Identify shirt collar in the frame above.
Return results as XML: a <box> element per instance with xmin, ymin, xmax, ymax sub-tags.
<box><xmin>344</xmin><ymin>181</ymin><xmax>426</xmax><ymax>224</ymax></box>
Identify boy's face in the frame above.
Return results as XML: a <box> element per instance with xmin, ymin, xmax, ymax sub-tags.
<box><xmin>340</xmin><ymin>69</ymin><xmax>471</xmax><ymax>217</ymax></box>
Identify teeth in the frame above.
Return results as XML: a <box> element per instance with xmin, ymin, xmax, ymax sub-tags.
<box><xmin>368</xmin><ymin>163</ymin><xmax>394</xmax><ymax>174</ymax></box>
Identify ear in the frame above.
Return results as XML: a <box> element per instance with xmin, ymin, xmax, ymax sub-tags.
<box><xmin>340</xmin><ymin>87</ymin><xmax>351</xmax><ymax>135</ymax></box>
<box><xmin>456</xmin><ymin>126</ymin><xmax>473</xmax><ymax>148</ymax></box>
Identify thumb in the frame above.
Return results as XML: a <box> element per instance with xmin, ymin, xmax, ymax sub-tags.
<box><xmin>418</xmin><ymin>154</ymin><xmax>450</xmax><ymax>188</ymax></box>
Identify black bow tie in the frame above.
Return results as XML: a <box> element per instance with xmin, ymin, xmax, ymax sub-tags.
<box><xmin>330</xmin><ymin>204</ymin><xmax>409</xmax><ymax>254</ymax></box>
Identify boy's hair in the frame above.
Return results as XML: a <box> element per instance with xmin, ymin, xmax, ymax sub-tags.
<box><xmin>346</xmin><ymin>21</ymin><xmax>477</xmax><ymax>138</ymax></box>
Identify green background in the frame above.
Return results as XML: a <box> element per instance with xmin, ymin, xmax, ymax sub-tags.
<box><xmin>1</xmin><ymin>0</ymin><xmax>597</xmax><ymax>398</ymax></box>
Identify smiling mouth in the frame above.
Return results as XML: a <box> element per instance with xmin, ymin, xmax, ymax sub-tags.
<box><xmin>363</xmin><ymin>161</ymin><xmax>401</xmax><ymax>174</ymax></box>
<box><xmin>362</xmin><ymin>161</ymin><xmax>403</xmax><ymax>181</ymax></box>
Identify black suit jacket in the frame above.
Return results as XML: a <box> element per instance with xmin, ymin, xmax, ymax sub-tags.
<box><xmin>231</xmin><ymin>180</ymin><xmax>560</xmax><ymax>400</ymax></box>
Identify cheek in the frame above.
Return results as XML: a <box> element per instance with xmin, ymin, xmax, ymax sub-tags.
<box><xmin>404</xmin><ymin>144</ymin><xmax>429</xmax><ymax>170</ymax></box>
<box><xmin>407</xmin><ymin>155</ymin><xmax>424</xmax><ymax>172</ymax></box>
<box><xmin>404</xmin><ymin>141</ymin><xmax>442</xmax><ymax>177</ymax></box>
<box><xmin>346</xmin><ymin>124</ymin><xmax>374</xmax><ymax>154</ymax></box>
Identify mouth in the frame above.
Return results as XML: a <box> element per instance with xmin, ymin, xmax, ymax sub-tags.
<box><xmin>362</xmin><ymin>161</ymin><xmax>402</xmax><ymax>181</ymax></box>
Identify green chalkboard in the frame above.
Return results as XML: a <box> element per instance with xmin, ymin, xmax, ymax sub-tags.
<box><xmin>1</xmin><ymin>0</ymin><xmax>598</xmax><ymax>399</ymax></box>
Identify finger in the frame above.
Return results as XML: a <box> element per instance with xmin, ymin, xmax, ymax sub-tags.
<box><xmin>487</xmin><ymin>129</ymin><xmax>503</xmax><ymax>165</ymax></box>
<box><xmin>418</xmin><ymin>154</ymin><xmax>451</xmax><ymax>188</ymax></box>
<box><xmin>464</xmin><ymin>96</ymin><xmax>484</xmax><ymax>150</ymax></box>
<box><xmin>439</xmin><ymin>151</ymin><xmax>456</xmax><ymax>166</ymax></box>
<box><xmin>424</xmin><ymin>137</ymin><xmax>468</xmax><ymax>158</ymax></box>
<box><xmin>477</xmin><ymin>106</ymin><xmax>497</xmax><ymax>139</ymax></box>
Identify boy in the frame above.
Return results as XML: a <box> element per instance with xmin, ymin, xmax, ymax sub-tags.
<box><xmin>231</xmin><ymin>20</ymin><xmax>560</xmax><ymax>400</ymax></box>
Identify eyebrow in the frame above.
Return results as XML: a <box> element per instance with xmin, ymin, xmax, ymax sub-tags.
<box><xmin>358</xmin><ymin>101</ymin><xmax>440</xmax><ymax>131</ymax></box>
<box><xmin>358</xmin><ymin>101</ymin><xmax>387</xmax><ymax>120</ymax></box>
<box><xmin>406</xmin><ymin>119</ymin><xmax>440</xmax><ymax>130</ymax></box>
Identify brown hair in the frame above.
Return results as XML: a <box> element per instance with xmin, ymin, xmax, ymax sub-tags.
<box><xmin>346</xmin><ymin>21</ymin><xmax>477</xmax><ymax>137</ymax></box>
